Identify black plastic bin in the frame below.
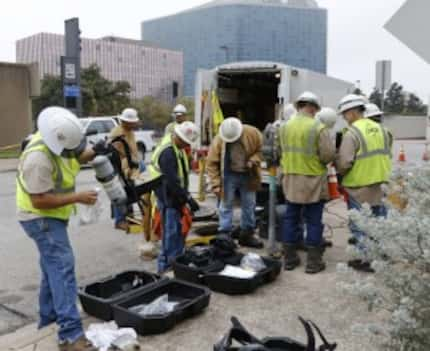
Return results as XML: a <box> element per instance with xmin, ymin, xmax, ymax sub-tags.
<box><xmin>112</xmin><ymin>279</ymin><xmax>211</xmax><ymax>335</ymax></box>
<box><xmin>173</xmin><ymin>252</ymin><xmax>281</xmax><ymax>295</ymax></box>
<box><xmin>172</xmin><ymin>254</ymin><xmax>225</xmax><ymax>285</ymax></box>
<box><xmin>79</xmin><ymin>270</ymin><xmax>160</xmax><ymax>321</ymax></box>
<box><xmin>203</xmin><ymin>255</ymin><xmax>281</xmax><ymax>295</ymax></box>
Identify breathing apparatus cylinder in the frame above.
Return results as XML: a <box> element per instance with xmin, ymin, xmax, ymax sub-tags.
<box><xmin>92</xmin><ymin>156</ymin><xmax>128</xmax><ymax>206</ymax></box>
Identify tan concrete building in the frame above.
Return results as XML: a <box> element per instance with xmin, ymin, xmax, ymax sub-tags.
<box><xmin>0</xmin><ymin>62</ymin><xmax>39</xmax><ymax>148</ymax></box>
<box><xmin>16</xmin><ymin>33</ymin><xmax>183</xmax><ymax>102</ymax></box>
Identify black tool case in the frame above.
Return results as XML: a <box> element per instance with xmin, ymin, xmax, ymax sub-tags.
<box><xmin>173</xmin><ymin>251</ymin><xmax>282</xmax><ymax>295</ymax></box>
<box><xmin>112</xmin><ymin>279</ymin><xmax>211</xmax><ymax>335</ymax></box>
<box><xmin>78</xmin><ymin>270</ymin><xmax>160</xmax><ymax>321</ymax></box>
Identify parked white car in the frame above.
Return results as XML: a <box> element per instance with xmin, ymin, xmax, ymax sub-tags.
<box><xmin>80</xmin><ymin>116</ymin><xmax>157</xmax><ymax>159</ymax></box>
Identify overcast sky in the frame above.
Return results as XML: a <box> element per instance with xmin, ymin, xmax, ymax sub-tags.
<box><xmin>1</xmin><ymin>0</ymin><xmax>429</xmax><ymax>99</ymax></box>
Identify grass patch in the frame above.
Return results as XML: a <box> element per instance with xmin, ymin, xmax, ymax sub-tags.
<box><xmin>0</xmin><ymin>147</ymin><xmax>21</xmax><ymax>159</ymax></box>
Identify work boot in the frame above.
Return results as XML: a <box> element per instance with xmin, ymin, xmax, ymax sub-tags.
<box><xmin>348</xmin><ymin>259</ymin><xmax>375</xmax><ymax>273</ymax></box>
<box><xmin>115</xmin><ymin>221</ymin><xmax>129</xmax><ymax>231</ymax></box>
<box><xmin>59</xmin><ymin>336</ymin><xmax>97</xmax><ymax>351</ymax></box>
<box><xmin>283</xmin><ymin>244</ymin><xmax>301</xmax><ymax>271</ymax></box>
<box><xmin>139</xmin><ymin>241</ymin><xmax>159</xmax><ymax>261</ymax></box>
<box><xmin>239</xmin><ymin>229</ymin><xmax>264</xmax><ymax>249</ymax></box>
<box><xmin>305</xmin><ymin>246</ymin><xmax>326</xmax><ymax>274</ymax></box>
<box><xmin>230</xmin><ymin>226</ymin><xmax>241</xmax><ymax>240</ymax></box>
<box><xmin>348</xmin><ymin>237</ymin><xmax>358</xmax><ymax>246</ymax></box>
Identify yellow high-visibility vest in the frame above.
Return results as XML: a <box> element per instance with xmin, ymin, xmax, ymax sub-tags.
<box><xmin>342</xmin><ymin>118</ymin><xmax>392</xmax><ymax>187</ymax></box>
<box><xmin>279</xmin><ymin>114</ymin><xmax>327</xmax><ymax>176</ymax></box>
<box><xmin>16</xmin><ymin>132</ymin><xmax>81</xmax><ymax>220</ymax></box>
<box><xmin>148</xmin><ymin>134</ymin><xmax>189</xmax><ymax>189</ymax></box>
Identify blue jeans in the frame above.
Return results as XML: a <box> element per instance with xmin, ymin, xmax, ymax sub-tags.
<box><xmin>19</xmin><ymin>218</ymin><xmax>83</xmax><ymax>343</ymax></box>
<box><xmin>347</xmin><ymin>196</ymin><xmax>387</xmax><ymax>251</ymax></box>
<box><xmin>157</xmin><ymin>203</ymin><xmax>184</xmax><ymax>273</ymax></box>
<box><xmin>282</xmin><ymin>201</ymin><xmax>325</xmax><ymax>247</ymax></box>
<box><xmin>219</xmin><ymin>173</ymin><xmax>256</xmax><ymax>232</ymax></box>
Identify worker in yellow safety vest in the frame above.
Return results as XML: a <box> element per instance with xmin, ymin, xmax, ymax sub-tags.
<box><xmin>336</xmin><ymin>94</ymin><xmax>393</xmax><ymax>273</ymax></box>
<box><xmin>17</xmin><ymin>107</ymin><xmax>110</xmax><ymax>351</ymax></box>
<box><xmin>149</xmin><ymin>121</ymin><xmax>200</xmax><ymax>273</ymax></box>
<box><xmin>279</xmin><ymin>92</ymin><xmax>335</xmax><ymax>274</ymax></box>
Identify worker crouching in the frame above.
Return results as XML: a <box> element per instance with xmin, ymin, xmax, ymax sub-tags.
<box><xmin>149</xmin><ymin>122</ymin><xmax>200</xmax><ymax>274</ymax></box>
<box><xmin>207</xmin><ymin>117</ymin><xmax>264</xmax><ymax>249</ymax></box>
<box><xmin>279</xmin><ymin>92</ymin><xmax>335</xmax><ymax>274</ymax></box>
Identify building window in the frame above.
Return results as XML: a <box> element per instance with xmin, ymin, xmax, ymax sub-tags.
<box><xmin>96</xmin><ymin>44</ymin><xmax>101</xmax><ymax>51</ymax></box>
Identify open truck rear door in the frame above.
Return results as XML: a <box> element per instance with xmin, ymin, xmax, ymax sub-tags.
<box><xmin>194</xmin><ymin>68</ymin><xmax>217</xmax><ymax>147</ymax></box>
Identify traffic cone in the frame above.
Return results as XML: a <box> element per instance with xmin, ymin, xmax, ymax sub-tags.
<box><xmin>423</xmin><ymin>143</ymin><xmax>430</xmax><ymax>162</ymax></box>
<box><xmin>327</xmin><ymin>163</ymin><xmax>341</xmax><ymax>200</ymax></box>
<box><xmin>398</xmin><ymin>145</ymin><xmax>406</xmax><ymax>163</ymax></box>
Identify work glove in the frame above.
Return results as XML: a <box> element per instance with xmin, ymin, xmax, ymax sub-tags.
<box><xmin>92</xmin><ymin>140</ymin><xmax>112</xmax><ymax>156</ymax></box>
<box><xmin>187</xmin><ymin>195</ymin><xmax>200</xmax><ymax>213</ymax></box>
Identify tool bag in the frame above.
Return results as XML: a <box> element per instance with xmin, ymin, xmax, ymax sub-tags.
<box><xmin>214</xmin><ymin>317</ymin><xmax>337</xmax><ymax>351</ymax></box>
<box><xmin>210</xmin><ymin>234</ymin><xmax>238</xmax><ymax>258</ymax></box>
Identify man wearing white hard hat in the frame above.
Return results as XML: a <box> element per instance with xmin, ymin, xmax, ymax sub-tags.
<box><xmin>149</xmin><ymin>121</ymin><xmax>200</xmax><ymax>273</ymax></box>
<box><xmin>364</xmin><ymin>103</ymin><xmax>383</xmax><ymax>124</ymax></box>
<box><xmin>164</xmin><ymin>104</ymin><xmax>188</xmax><ymax>135</ymax></box>
<box><xmin>17</xmin><ymin>107</ymin><xmax>109</xmax><ymax>351</ymax></box>
<box><xmin>336</xmin><ymin>95</ymin><xmax>392</xmax><ymax>273</ymax></box>
<box><xmin>279</xmin><ymin>92</ymin><xmax>335</xmax><ymax>274</ymax></box>
<box><xmin>207</xmin><ymin>117</ymin><xmax>264</xmax><ymax>249</ymax></box>
<box><xmin>109</xmin><ymin>108</ymin><xmax>145</xmax><ymax>230</ymax></box>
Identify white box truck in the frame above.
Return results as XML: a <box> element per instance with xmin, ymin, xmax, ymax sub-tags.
<box><xmin>194</xmin><ymin>61</ymin><xmax>354</xmax><ymax>146</ymax></box>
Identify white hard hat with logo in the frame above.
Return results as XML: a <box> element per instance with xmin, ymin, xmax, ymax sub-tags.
<box><xmin>219</xmin><ymin>117</ymin><xmax>244</xmax><ymax>143</ymax></box>
<box><xmin>174</xmin><ymin>121</ymin><xmax>199</xmax><ymax>145</ymax></box>
<box><xmin>283</xmin><ymin>103</ymin><xmax>297</xmax><ymax>121</ymax></box>
<box><xmin>173</xmin><ymin>104</ymin><xmax>187</xmax><ymax>116</ymax></box>
<box><xmin>37</xmin><ymin>107</ymin><xmax>84</xmax><ymax>156</ymax></box>
<box><xmin>316</xmin><ymin>107</ymin><xmax>338</xmax><ymax>128</ymax></box>
<box><xmin>338</xmin><ymin>94</ymin><xmax>367</xmax><ymax>114</ymax></box>
<box><xmin>294</xmin><ymin>91</ymin><xmax>321</xmax><ymax>110</ymax></box>
<box><xmin>120</xmin><ymin>108</ymin><xmax>139</xmax><ymax>123</ymax></box>
<box><xmin>364</xmin><ymin>103</ymin><xmax>383</xmax><ymax>118</ymax></box>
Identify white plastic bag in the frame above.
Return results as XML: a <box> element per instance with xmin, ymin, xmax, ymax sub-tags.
<box><xmin>219</xmin><ymin>265</ymin><xmax>257</xmax><ymax>279</ymax></box>
<box><xmin>79</xmin><ymin>188</ymin><xmax>104</xmax><ymax>226</ymax></box>
<box><xmin>85</xmin><ymin>321</ymin><xmax>137</xmax><ymax>351</ymax></box>
<box><xmin>240</xmin><ymin>253</ymin><xmax>267</xmax><ymax>272</ymax></box>
<box><xmin>129</xmin><ymin>294</ymin><xmax>179</xmax><ymax>316</ymax></box>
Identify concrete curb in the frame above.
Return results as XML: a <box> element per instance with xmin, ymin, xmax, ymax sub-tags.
<box><xmin>0</xmin><ymin>159</ymin><xmax>19</xmax><ymax>174</ymax></box>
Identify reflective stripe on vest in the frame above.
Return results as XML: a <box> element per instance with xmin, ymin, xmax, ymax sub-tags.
<box><xmin>279</xmin><ymin>114</ymin><xmax>327</xmax><ymax>176</ymax></box>
<box><xmin>149</xmin><ymin>134</ymin><xmax>189</xmax><ymax>189</ymax></box>
<box><xmin>16</xmin><ymin>132</ymin><xmax>80</xmax><ymax>220</ymax></box>
<box><xmin>342</xmin><ymin>119</ymin><xmax>392</xmax><ymax>188</ymax></box>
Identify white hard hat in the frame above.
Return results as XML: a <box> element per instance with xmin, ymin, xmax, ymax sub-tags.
<box><xmin>295</xmin><ymin>91</ymin><xmax>321</xmax><ymax>110</ymax></box>
<box><xmin>365</xmin><ymin>103</ymin><xmax>383</xmax><ymax>118</ymax></box>
<box><xmin>316</xmin><ymin>107</ymin><xmax>338</xmax><ymax>128</ymax></box>
<box><xmin>120</xmin><ymin>108</ymin><xmax>139</xmax><ymax>123</ymax></box>
<box><xmin>174</xmin><ymin>121</ymin><xmax>199</xmax><ymax>145</ymax></box>
<box><xmin>282</xmin><ymin>104</ymin><xmax>297</xmax><ymax>121</ymax></box>
<box><xmin>37</xmin><ymin>107</ymin><xmax>84</xmax><ymax>156</ymax></box>
<box><xmin>219</xmin><ymin>117</ymin><xmax>243</xmax><ymax>143</ymax></box>
<box><xmin>173</xmin><ymin>104</ymin><xmax>187</xmax><ymax>116</ymax></box>
<box><xmin>338</xmin><ymin>94</ymin><xmax>367</xmax><ymax>114</ymax></box>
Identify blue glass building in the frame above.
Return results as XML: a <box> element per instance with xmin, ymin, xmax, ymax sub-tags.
<box><xmin>142</xmin><ymin>0</ymin><xmax>327</xmax><ymax>96</ymax></box>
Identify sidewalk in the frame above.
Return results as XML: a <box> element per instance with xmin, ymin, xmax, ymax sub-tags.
<box><xmin>0</xmin><ymin>200</ymin><xmax>379</xmax><ymax>351</ymax></box>
<box><xmin>0</xmin><ymin>159</ymin><xmax>19</xmax><ymax>173</ymax></box>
